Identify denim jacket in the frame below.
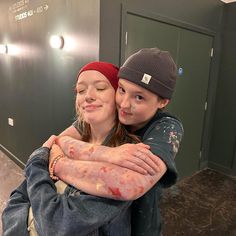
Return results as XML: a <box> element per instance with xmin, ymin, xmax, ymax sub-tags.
<box><xmin>2</xmin><ymin>147</ymin><xmax>132</xmax><ymax>236</ymax></box>
<box><xmin>2</xmin><ymin>111</ymin><xmax>183</xmax><ymax>236</ymax></box>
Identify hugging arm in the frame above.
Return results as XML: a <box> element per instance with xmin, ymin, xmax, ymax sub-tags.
<box><xmin>53</xmin><ymin>117</ymin><xmax>183</xmax><ymax>200</ymax></box>
<box><xmin>56</xmin><ymin>123</ymin><xmax>160</xmax><ymax>175</ymax></box>
<box><xmin>50</xmin><ymin>144</ymin><xmax>164</xmax><ymax>200</ymax></box>
<box><xmin>52</xmin><ymin>141</ymin><xmax>167</xmax><ymax>200</ymax></box>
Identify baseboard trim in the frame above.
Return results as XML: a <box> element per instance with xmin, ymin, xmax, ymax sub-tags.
<box><xmin>0</xmin><ymin>144</ymin><xmax>25</xmax><ymax>169</ymax></box>
<box><xmin>208</xmin><ymin>161</ymin><xmax>234</xmax><ymax>176</ymax></box>
<box><xmin>200</xmin><ymin>160</ymin><xmax>208</xmax><ymax>169</ymax></box>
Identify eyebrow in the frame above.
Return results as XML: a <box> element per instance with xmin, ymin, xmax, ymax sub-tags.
<box><xmin>118</xmin><ymin>82</ymin><xmax>145</xmax><ymax>94</ymax></box>
<box><xmin>132</xmin><ymin>90</ymin><xmax>145</xmax><ymax>95</ymax></box>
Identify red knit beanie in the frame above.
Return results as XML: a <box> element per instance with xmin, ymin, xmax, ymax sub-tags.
<box><xmin>77</xmin><ymin>61</ymin><xmax>119</xmax><ymax>90</ymax></box>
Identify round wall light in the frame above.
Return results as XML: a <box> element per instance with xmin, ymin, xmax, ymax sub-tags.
<box><xmin>49</xmin><ymin>35</ymin><xmax>64</xmax><ymax>49</ymax></box>
<box><xmin>0</xmin><ymin>44</ymin><xmax>8</xmax><ymax>54</ymax></box>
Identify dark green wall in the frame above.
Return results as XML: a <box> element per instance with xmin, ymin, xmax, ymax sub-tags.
<box><xmin>209</xmin><ymin>3</ymin><xmax>236</xmax><ymax>175</ymax></box>
<box><xmin>100</xmin><ymin>0</ymin><xmax>224</xmax><ymax>64</ymax></box>
<box><xmin>1</xmin><ymin>0</ymin><xmax>233</xmax><ymax>176</ymax></box>
<box><xmin>0</xmin><ymin>0</ymin><xmax>100</xmax><ymax>165</ymax></box>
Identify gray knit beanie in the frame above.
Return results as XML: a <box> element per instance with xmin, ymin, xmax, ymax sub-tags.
<box><xmin>118</xmin><ymin>48</ymin><xmax>177</xmax><ymax>99</ymax></box>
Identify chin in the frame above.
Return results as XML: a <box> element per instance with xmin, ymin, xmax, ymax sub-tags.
<box><xmin>118</xmin><ymin>117</ymin><xmax>132</xmax><ymax>125</ymax></box>
<box><xmin>84</xmin><ymin>117</ymin><xmax>96</xmax><ymax>123</ymax></box>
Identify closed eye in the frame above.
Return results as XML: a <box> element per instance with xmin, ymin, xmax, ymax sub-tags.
<box><xmin>97</xmin><ymin>88</ymin><xmax>105</xmax><ymax>91</ymax></box>
<box><xmin>76</xmin><ymin>87</ymin><xmax>86</xmax><ymax>94</ymax></box>
<box><xmin>78</xmin><ymin>89</ymin><xmax>85</xmax><ymax>94</ymax></box>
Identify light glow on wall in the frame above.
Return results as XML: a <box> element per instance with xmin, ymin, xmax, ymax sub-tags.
<box><xmin>50</xmin><ymin>35</ymin><xmax>64</xmax><ymax>49</ymax></box>
<box><xmin>0</xmin><ymin>44</ymin><xmax>8</xmax><ymax>54</ymax></box>
<box><xmin>7</xmin><ymin>44</ymin><xmax>21</xmax><ymax>56</ymax></box>
<box><xmin>63</xmin><ymin>36</ymin><xmax>77</xmax><ymax>52</ymax></box>
<box><xmin>0</xmin><ymin>44</ymin><xmax>22</xmax><ymax>56</ymax></box>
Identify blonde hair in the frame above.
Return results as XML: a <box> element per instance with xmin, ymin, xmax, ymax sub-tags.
<box><xmin>76</xmin><ymin>112</ymin><xmax>140</xmax><ymax>146</ymax></box>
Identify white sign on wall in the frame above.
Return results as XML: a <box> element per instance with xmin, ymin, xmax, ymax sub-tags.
<box><xmin>9</xmin><ymin>0</ymin><xmax>49</xmax><ymax>22</ymax></box>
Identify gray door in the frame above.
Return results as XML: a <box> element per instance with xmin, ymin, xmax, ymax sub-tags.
<box><xmin>124</xmin><ymin>13</ymin><xmax>213</xmax><ymax>178</ymax></box>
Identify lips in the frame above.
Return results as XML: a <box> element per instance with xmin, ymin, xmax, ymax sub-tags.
<box><xmin>119</xmin><ymin>109</ymin><xmax>132</xmax><ymax>117</ymax></box>
<box><xmin>83</xmin><ymin>105</ymin><xmax>101</xmax><ymax>111</ymax></box>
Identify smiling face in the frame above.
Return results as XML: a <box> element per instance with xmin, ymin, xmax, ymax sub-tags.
<box><xmin>76</xmin><ymin>70</ymin><xmax>116</xmax><ymax>126</ymax></box>
<box><xmin>116</xmin><ymin>79</ymin><xmax>169</xmax><ymax>131</ymax></box>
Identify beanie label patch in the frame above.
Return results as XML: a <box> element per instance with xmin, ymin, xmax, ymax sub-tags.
<box><xmin>141</xmin><ymin>73</ymin><xmax>152</xmax><ymax>85</ymax></box>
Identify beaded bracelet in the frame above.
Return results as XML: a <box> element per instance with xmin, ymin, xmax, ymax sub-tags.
<box><xmin>49</xmin><ymin>154</ymin><xmax>64</xmax><ymax>180</ymax></box>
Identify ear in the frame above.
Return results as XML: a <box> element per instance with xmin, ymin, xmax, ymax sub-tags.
<box><xmin>159</xmin><ymin>98</ymin><xmax>169</xmax><ymax>109</ymax></box>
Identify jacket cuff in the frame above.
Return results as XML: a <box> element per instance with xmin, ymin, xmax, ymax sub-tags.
<box><xmin>26</xmin><ymin>147</ymin><xmax>50</xmax><ymax>167</ymax></box>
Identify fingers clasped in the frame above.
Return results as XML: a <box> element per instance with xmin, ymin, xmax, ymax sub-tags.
<box><xmin>42</xmin><ymin>135</ymin><xmax>58</xmax><ymax>149</ymax></box>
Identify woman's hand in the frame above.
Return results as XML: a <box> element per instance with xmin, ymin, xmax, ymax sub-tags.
<box><xmin>42</xmin><ymin>135</ymin><xmax>57</xmax><ymax>149</ymax></box>
<box><xmin>106</xmin><ymin>143</ymin><xmax>161</xmax><ymax>176</ymax></box>
<box><xmin>50</xmin><ymin>143</ymin><xmax>64</xmax><ymax>157</ymax></box>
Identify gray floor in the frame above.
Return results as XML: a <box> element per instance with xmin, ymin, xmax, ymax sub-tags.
<box><xmin>0</xmin><ymin>150</ymin><xmax>24</xmax><ymax>233</ymax></box>
<box><xmin>160</xmin><ymin>168</ymin><xmax>236</xmax><ymax>236</ymax></box>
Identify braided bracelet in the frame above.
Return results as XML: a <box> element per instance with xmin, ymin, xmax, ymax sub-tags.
<box><xmin>49</xmin><ymin>154</ymin><xmax>64</xmax><ymax>180</ymax></box>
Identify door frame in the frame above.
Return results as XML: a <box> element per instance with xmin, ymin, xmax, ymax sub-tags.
<box><xmin>120</xmin><ymin>6</ymin><xmax>216</xmax><ymax>64</ymax></box>
<box><xmin>120</xmin><ymin>5</ymin><xmax>217</xmax><ymax>171</ymax></box>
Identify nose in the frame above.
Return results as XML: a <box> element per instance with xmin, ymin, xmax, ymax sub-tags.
<box><xmin>85</xmin><ymin>87</ymin><xmax>95</xmax><ymax>102</ymax></box>
<box><xmin>119</xmin><ymin>94</ymin><xmax>131</xmax><ymax>109</ymax></box>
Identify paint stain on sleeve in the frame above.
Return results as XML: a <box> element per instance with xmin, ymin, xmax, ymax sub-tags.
<box><xmin>168</xmin><ymin>131</ymin><xmax>180</xmax><ymax>155</ymax></box>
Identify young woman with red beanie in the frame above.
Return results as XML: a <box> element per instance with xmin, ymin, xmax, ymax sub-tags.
<box><xmin>2</xmin><ymin>61</ymin><xmax>151</xmax><ymax>236</ymax></box>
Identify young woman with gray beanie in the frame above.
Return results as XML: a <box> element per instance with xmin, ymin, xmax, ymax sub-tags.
<box><xmin>51</xmin><ymin>48</ymin><xmax>184</xmax><ymax>235</ymax></box>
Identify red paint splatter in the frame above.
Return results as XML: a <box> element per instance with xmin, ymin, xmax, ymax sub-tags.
<box><xmin>108</xmin><ymin>187</ymin><xmax>122</xmax><ymax>197</ymax></box>
<box><xmin>100</xmin><ymin>166</ymin><xmax>108</xmax><ymax>173</ymax></box>
<box><xmin>138</xmin><ymin>186</ymin><xmax>144</xmax><ymax>194</ymax></box>
<box><xmin>69</xmin><ymin>146</ymin><xmax>74</xmax><ymax>157</ymax></box>
<box><xmin>149</xmin><ymin>179</ymin><xmax>154</xmax><ymax>185</ymax></box>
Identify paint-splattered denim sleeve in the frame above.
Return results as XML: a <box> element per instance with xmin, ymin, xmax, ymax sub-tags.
<box><xmin>2</xmin><ymin>180</ymin><xmax>30</xmax><ymax>236</ymax></box>
<box><xmin>142</xmin><ymin>117</ymin><xmax>184</xmax><ymax>187</ymax></box>
<box><xmin>25</xmin><ymin>147</ymin><xmax>131</xmax><ymax>236</ymax></box>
